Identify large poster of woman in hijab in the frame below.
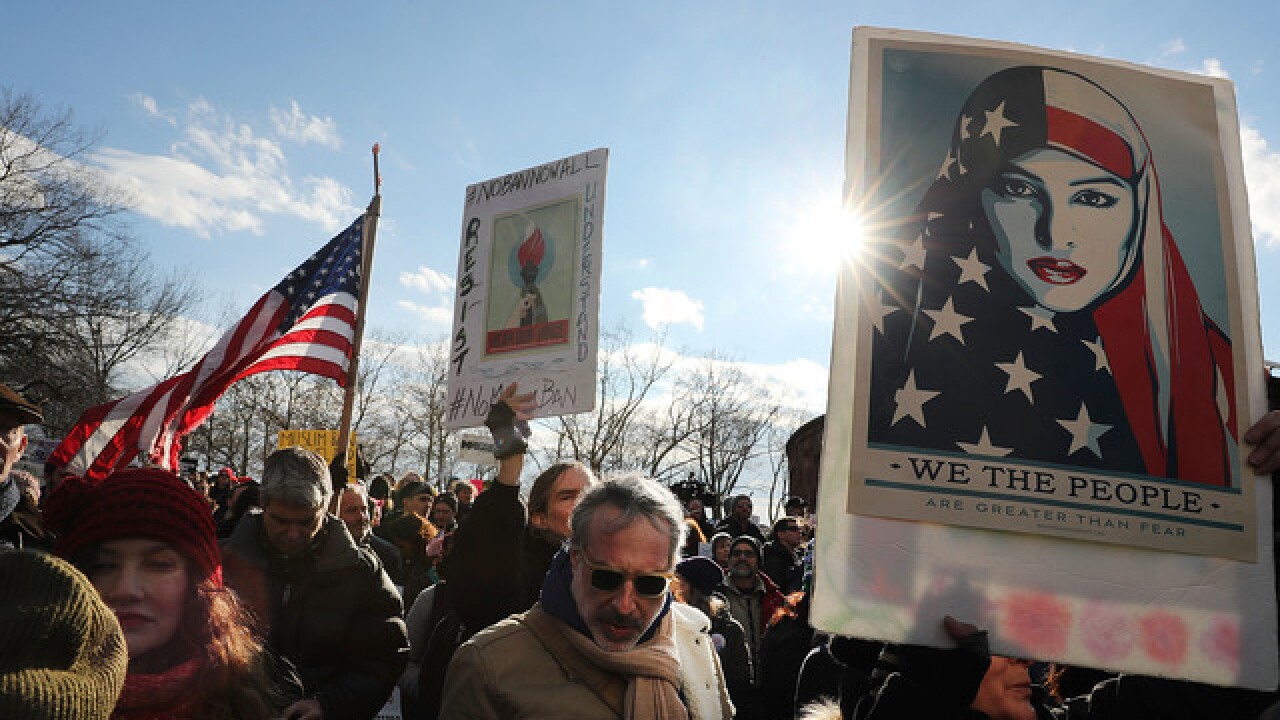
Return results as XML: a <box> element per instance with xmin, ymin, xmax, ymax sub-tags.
<box><xmin>842</xmin><ymin>32</ymin><xmax>1263</xmax><ymax>561</ymax></box>
<box><xmin>815</xmin><ymin>28</ymin><xmax>1273</xmax><ymax>688</ymax></box>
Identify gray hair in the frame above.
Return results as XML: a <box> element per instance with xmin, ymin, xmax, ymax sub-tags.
<box><xmin>261</xmin><ymin>447</ymin><xmax>331</xmax><ymax>509</ymax></box>
<box><xmin>569</xmin><ymin>473</ymin><xmax>686</xmax><ymax>565</ymax></box>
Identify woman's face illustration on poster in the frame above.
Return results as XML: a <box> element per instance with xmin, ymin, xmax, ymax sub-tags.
<box><xmin>981</xmin><ymin>147</ymin><xmax>1138</xmax><ymax>313</ymax></box>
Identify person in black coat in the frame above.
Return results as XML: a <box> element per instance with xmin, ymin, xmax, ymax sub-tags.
<box><xmin>221</xmin><ymin>447</ymin><xmax>408</xmax><ymax>720</ymax></box>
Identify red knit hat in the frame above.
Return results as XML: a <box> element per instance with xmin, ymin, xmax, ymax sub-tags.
<box><xmin>44</xmin><ymin>468</ymin><xmax>221</xmax><ymax>583</ymax></box>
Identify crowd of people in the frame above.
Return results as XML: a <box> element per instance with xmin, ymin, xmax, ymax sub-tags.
<box><xmin>4</xmin><ymin>375</ymin><xmax>1280</xmax><ymax>719</ymax></box>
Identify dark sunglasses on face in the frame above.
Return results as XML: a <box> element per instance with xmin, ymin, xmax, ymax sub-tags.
<box><xmin>730</xmin><ymin>549</ymin><xmax>756</xmax><ymax>559</ymax></box>
<box><xmin>779</xmin><ymin>525</ymin><xmax>800</xmax><ymax>533</ymax></box>
<box><xmin>578</xmin><ymin>551</ymin><xmax>672</xmax><ymax>597</ymax></box>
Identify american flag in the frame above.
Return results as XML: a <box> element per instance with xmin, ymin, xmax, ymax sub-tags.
<box><xmin>49</xmin><ymin>214</ymin><xmax>367</xmax><ymax>480</ymax></box>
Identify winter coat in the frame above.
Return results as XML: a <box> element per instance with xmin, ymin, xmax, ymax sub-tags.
<box><xmin>439</xmin><ymin>602</ymin><xmax>733</xmax><ymax>719</ymax></box>
<box><xmin>718</xmin><ymin>572</ymin><xmax>785</xmax><ymax>684</ymax></box>
<box><xmin>222</xmin><ymin>513</ymin><xmax>409</xmax><ymax>720</ymax></box>
<box><xmin>707</xmin><ymin>599</ymin><xmax>753</xmax><ymax>720</ymax></box>
<box><xmin>761</xmin><ymin>540</ymin><xmax>803</xmax><ymax>593</ymax></box>
<box><xmin>441</xmin><ymin>482</ymin><xmax>560</xmax><ymax>634</ymax></box>
<box><xmin>714</xmin><ymin>516</ymin><xmax>764</xmax><ymax>544</ymax></box>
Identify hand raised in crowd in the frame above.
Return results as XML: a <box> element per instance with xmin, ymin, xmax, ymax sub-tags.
<box><xmin>488</xmin><ymin>382</ymin><xmax>537</xmax><ymax>486</ymax></box>
<box><xmin>1244</xmin><ymin>409</ymin><xmax>1280</xmax><ymax>475</ymax></box>
<box><xmin>497</xmin><ymin>382</ymin><xmax>537</xmax><ymax>422</ymax></box>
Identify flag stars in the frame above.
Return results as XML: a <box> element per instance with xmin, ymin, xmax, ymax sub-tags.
<box><xmin>1082</xmin><ymin>337</ymin><xmax>1110</xmax><ymax>373</ymax></box>
<box><xmin>951</xmin><ymin>248</ymin><xmax>990</xmax><ymax>291</ymax></box>
<box><xmin>956</xmin><ymin>426</ymin><xmax>1012</xmax><ymax>457</ymax></box>
<box><xmin>980</xmin><ymin>101</ymin><xmax>1019</xmax><ymax>146</ymax></box>
<box><xmin>892</xmin><ymin>370</ymin><xmax>940</xmax><ymax>428</ymax></box>
<box><xmin>923</xmin><ymin>296</ymin><xmax>973</xmax><ymax>344</ymax></box>
<box><xmin>864</xmin><ymin>290</ymin><xmax>899</xmax><ymax>335</ymax></box>
<box><xmin>900</xmin><ymin>235</ymin><xmax>927</xmax><ymax>271</ymax></box>
<box><xmin>995</xmin><ymin>351</ymin><xmax>1041</xmax><ymax>404</ymax></box>
<box><xmin>959</xmin><ymin>114</ymin><xmax>973</xmax><ymax>140</ymax></box>
<box><xmin>1058</xmin><ymin>403</ymin><xmax>1112</xmax><ymax>458</ymax></box>
<box><xmin>1019</xmin><ymin>305</ymin><xmax>1057</xmax><ymax>333</ymax></box>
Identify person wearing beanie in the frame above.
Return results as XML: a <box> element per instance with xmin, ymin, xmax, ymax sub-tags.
<box><xmin>675</xmin><ymin>555</ymin><xmax>752</xmax><ymax>720</ymax></box>
<box><xmin>0</xmin><ymin>551</ymin><xmax>128</xmax><ymax>720</ymax></box>
<box><xmin>710</xmin><ymin>531</ymin><xmax>733</xmax><ymax>568</ymax></box>
<box><xmin>0</xmin><ymin>383</ymin><xmax>43</xmax><ymax>551</ymax></box>
<box><xmin>43</xmin><ymin>467</ymin><xmax>298</xmax><ymax>719</ymax></box>
<box><xmin>221</xmin><ymin>446</ymin><xmax>408</xmax><ymax>720</ymax></box>
<box><xmin>717</xmin><ymin>535</ymin><xmax>785</xmax><ymax>705</ymax></box>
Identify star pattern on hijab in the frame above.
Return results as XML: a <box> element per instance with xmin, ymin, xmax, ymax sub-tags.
<box><xmin>923</xmin><ymin>297</ymin><xmax>973</xmax><ymax>344</ymax></box>
<box><xmin>980</xmin><ymin>101</ymin><xmax>1019</xmax><ymax>146</ymax></box>
<box><xmin>1057</xmin><ymin>403</ymin><xmax>1113</xmax><ymax>458</ymax></box>
<box><xmin>995</xmin><ymin>351</ymin><xmax>1041</xmax><ymax>403</ymax></box>
<box><xmin>955</xmin><ymin>426</ymin><xmax>1013</xmax><ymax>457</ymax></box>
<box><xmin>952</xmin><ymin>248</ymin><xmax>991</xmax><ymax>290</ymax></box>
<box><xmin>1082</xmin><ymin>337</ymin><xmax>1111</xmax><ymax>373</ymax></box>
<box><xmin>892</xmin><ymin>370</ymin><xmax>940</xmax><ymax>428</ymax></box>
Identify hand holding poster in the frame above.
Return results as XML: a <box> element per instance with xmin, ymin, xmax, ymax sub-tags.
<box><xmin>813</xmin><ymin>27</ymin><xmax>1275</xmax><ymax>689</ymax></box>
<box><xmin>445</xmin><ymin>149</ymin><xmax>608</xmax><ymax>430</ymax></box>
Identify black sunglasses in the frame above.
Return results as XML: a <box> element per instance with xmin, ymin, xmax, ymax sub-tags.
<box><xmin>578</xmin><ymin>550</ymin><xmax>672</xmax><ymax>597</ymax></box>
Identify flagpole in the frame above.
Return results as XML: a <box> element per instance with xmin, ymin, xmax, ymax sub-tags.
<box><xmin>334</xmin><ymin>144</ymin><xmax>381</xmax><ymax>499</ymax></box>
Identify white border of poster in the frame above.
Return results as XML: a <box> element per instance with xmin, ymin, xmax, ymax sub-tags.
<box><xmin>445</xmin><ymin>149</ymin><xmax>608</xmax><ymax>430</ymax></box>
<box><xmin>812</xmin><ymin>27</ymin><xmax>1276</xmax><ymax>689</ymax></box>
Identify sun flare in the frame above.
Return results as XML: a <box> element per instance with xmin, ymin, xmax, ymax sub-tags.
<box><xmin>784</xmin><ymin>194</ymin><xmax>867</xmax><ymax>274</ymax></box>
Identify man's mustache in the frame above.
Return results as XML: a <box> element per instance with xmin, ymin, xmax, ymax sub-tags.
<box><xmin>597</xmin><ymin>607</ymin><xmax>645</xmax><ymax>629</ymax></box>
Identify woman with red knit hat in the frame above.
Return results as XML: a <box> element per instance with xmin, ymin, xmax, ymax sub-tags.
<box><xmin>44</xmin><ymin>467</ymin><xmax>299</xmax><ymax>719</ymax></box>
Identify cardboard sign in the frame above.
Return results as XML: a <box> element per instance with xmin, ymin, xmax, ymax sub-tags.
<box><xmin>813</xmin><ymin>27</ymin><xmax>1276</xmax><ymax>689</ymax></box>
<box><xmin>445</xmin><ymin>149</ymin><xmax>608</xmax><ymax>430</ymax></box>
<box><xmin>277</xmin><ymin>429</ymin><xmax>358</xmax><ymax>478</ymax></box>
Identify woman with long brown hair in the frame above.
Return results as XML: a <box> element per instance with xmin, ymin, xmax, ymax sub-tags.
<box><xmin>45</xmin><ymin>467</ymin><xmax>298</xmax><ymax>719</ymax></box>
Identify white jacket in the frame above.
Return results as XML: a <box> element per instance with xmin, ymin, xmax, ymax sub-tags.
<box><xmin>672</xmin><ymin>601</ymin><xmax>736</xmax><ymax>720</ymax></box>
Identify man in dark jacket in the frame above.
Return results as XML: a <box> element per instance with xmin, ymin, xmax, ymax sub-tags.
<box><xmin>762</xmin><ymin>516</ymin><xmax>805</xmax><ymax>593</ymax></box>
<box><xmin>222</xmin><ymin>447</ymin><xmax>408</xmax><ymax>720</ymax></box>
<box><xmin>340</xmin><ymin>482</ymin><xmax>404</xmax><ymax>585</ymax></box>
<box><xmin>719</xmin><ymin>536</ymin><xmax>785</xmax><ymax>687</ymax></box>
<box><xmin>714</xmin><ymin>494</ymin><xmax>765</xmax><ymax>543</ymax></box>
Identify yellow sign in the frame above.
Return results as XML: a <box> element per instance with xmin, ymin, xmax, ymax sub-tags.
<box><xmin>277</xmin><ymin>429</ymin><xmax>359</xmax><ymax>479</ymax></box>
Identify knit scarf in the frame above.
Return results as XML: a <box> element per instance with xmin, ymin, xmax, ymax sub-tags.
<box><xmin>113</xmin><ymin>656</ymin><xmax>203</xmax><ymax>720</ymax></box>
<box><xmin>527</xmin><ymin>550</ymin><xmax>687</xmax><ymax>720</ymax></box>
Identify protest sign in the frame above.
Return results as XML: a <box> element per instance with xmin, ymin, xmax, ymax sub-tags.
<box><xmin>445</xmin><ymin>149</ymin><xmax>608</xmax><ymax>430</ymax></box>
<box><xmin>458</xmin><ymin>431</ymin><xmax>497</xmax><ymax>466</ymax></box>
<box><xmin>813</xmin><ymin>27</ymin><xmax>1276</xmax><ymax>689</ymax></box>
<box><xmin>277</xmin><ymin>429</ymin><xmax>358</xmax><ymax>478</ymax></box>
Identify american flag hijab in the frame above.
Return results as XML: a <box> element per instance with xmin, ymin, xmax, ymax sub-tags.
<box><xmin>868</xmin><ymin>66</ymin><xmax>1236</xmax><ymax>486</ymax></box>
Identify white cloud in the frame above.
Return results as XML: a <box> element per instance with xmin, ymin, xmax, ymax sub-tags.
<box><xmin>92</xmin><ymin>96</ymin><xmax>359</xmax><ymax>236</ymax></box>
<box><xmin>631</xmin><ymin>287</ymin><xmax>705</xmax><ymax>331</ymax></box>
<box><xmin>130</xmin><ymin>93</ymin><xmax>175</xmax><ymax>125</ymax></box>
<box><xmin>1197</xmin><ymin>58</ymin><xmax>1229</xmax><ymax>78</ymax></box>
<box><xmin>1242</xmin><ymin>124</ymin><xmax>1280</xmax><ymax>248</ymax></box>
<box><xmin>270</xmin><ymin>100</ymin><xmax>342</xmax><ymax>149</ymax></box>
<box><xmin>398</xmin><ymin>299</ymin><xmax>453</xmax><ymax>326</ymax></box>
<box><xmin>400</xmin><ymin>266</ymin><xmax>456</xmax><ymax>294</ymax></box>
<box><xmin>1155</xmin><ymin>38</ymin><xmax>1187</xmax><ymax>62</ymax></box>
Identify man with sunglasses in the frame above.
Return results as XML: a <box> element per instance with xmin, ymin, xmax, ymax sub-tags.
<box><xmin>440</xmin><ymin>474</ymin><xmax>735</xmax><ymax>719</ymax></box>
<box><xmin>762</xmin><ymin>517</ymin><xmax>806</xmax><ymax>593</ymax></box>
<box><xmin>719</xmin><ymin>536</ymin><xmax>785</xmax><ymax>691</ymax></box>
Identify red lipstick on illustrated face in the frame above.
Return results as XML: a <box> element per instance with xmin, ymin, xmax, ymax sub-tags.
<box><xmin>1027</xmin><ymin>257</ymin><xmax>1085</xmax><ymax>285</ymax></box>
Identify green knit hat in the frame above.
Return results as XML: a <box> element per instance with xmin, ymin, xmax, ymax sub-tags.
<box><xmin>0</xmin><ymin>551</ymin><xmax>128</xmax><ymax>719</ymax></box>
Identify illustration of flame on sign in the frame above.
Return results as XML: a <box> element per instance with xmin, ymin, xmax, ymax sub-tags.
<box><xmin>485</xmin><ymin>202</ymin><xmax>577</xmax><ymax>356</ymax></box>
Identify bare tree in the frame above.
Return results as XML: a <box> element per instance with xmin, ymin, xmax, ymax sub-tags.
<box><xmin>665</xmin><ymin>355</ymin><xmax>782</xmax><ymax>510</ymax></box>
<box><xmin>550</xmin><ymin>326</ymin><xmax>672</xmax><ymax>474</ymax></box>
<box><xmin>0</xmin><ymin>89</ymin><xmax>199</xmax><ymax>428</ymax></box>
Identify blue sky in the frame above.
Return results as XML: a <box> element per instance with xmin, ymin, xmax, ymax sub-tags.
<box><xmin>6</xmin><ymin>2</ymin><xmax>1280</xmax><ymax>418</ymax></box>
